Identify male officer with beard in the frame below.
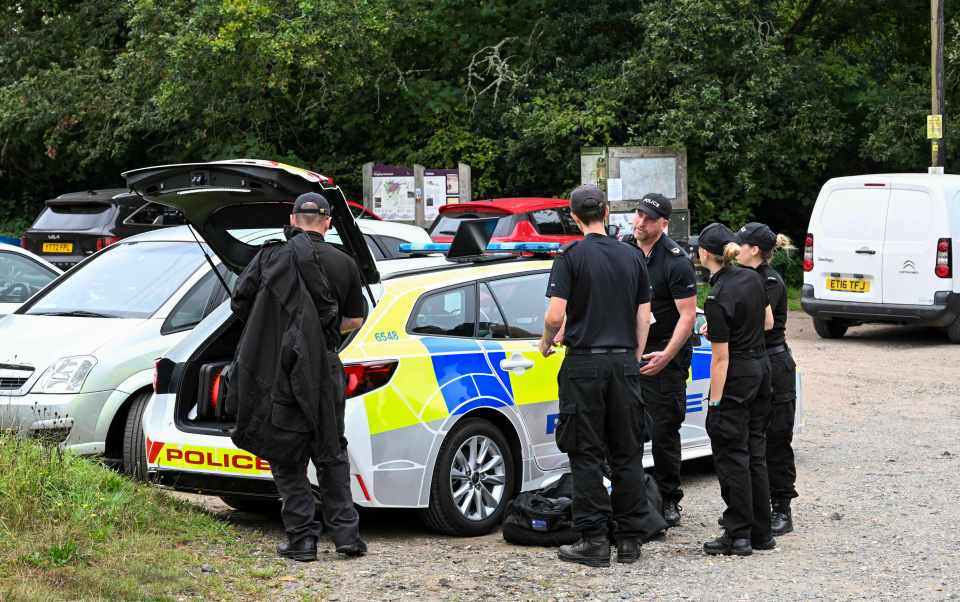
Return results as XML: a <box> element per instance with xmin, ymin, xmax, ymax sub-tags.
<box><xmin>622</xmin><ymin>193</ymin><xmax>697</xmax><ymax>527</ymax></box>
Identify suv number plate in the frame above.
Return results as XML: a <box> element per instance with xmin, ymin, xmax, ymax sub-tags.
<box><xmin>826</xmin><ymin>277</ymin><xmax>869</xmax><ymax>293</ymax></box>
<box><xmin>42</xmin><ymin>242</ymin><xmax>73</xmax><ymax>253</ymax></box>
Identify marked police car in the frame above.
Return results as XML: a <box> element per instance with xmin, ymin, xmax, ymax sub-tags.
<box><xmin>136</xmin><ymin>161</ymin><xmax>802</xmax><ymax>536</ymax></box>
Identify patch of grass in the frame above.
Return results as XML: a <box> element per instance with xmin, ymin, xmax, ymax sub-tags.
<box><xmin>0</xmin><ymin>434</ymin><xmax>282</xmax><ymax>601</ymax></box>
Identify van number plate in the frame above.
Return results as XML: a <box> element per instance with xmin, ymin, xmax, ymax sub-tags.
<box><xmin>827</xmin><ymin>278</ymin><xmax>870</xmax><ymax>293</ymax></box>
<box><xmin>42</xmin><ymin>242</ymin><xmax>73</xmax><ymax>253</ymax></box>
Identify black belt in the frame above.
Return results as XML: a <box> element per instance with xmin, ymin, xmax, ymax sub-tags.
<box><xmin>766</xmin><ymin>344</ymin><xmax>788</xmax><ymax>356</ymax></box>
<box><xmin>731</xmin><ymin>347</ymin><xmax>766</xmax><ymax>360</ymax></box>
<box><xmin>567</xmin><ymin>347</ymin><xmax>633</xmax><ymax>355</ymax></box>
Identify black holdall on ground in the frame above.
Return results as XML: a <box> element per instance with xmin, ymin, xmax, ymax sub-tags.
<box><xmin>502</xmin><ymin>472</ymin><xmax>667</xmax><ymax>547</ymax></box>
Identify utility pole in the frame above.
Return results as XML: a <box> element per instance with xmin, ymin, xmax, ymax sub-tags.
<box><xmin>930</xmin><ymin>0</ymin><xmax>945</xmax><ymax>173</ymax></box>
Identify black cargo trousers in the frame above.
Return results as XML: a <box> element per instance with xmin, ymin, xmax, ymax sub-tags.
<box><xmin>706</xmin><ymin>354</ymin><xmax>773</xmax><ymax>541</ymax></box>
<box><xmin>766</xmin><ymin>348</ymin><xmax>798</xmax><ymax>502</ymax></box>
<box><xmin>269</xmin><ymin>353</ymin><xmax>361</xmax><ymax>548</ymax></box>
<box><xmin>555</xmin><ymin>351</ymin><xmax>664</xmax><ymax>541</ymax></box>
<box><xmin>638</xmin><ymin>340</ymin><xmax>692</xmax><ymax>504</ymax></box>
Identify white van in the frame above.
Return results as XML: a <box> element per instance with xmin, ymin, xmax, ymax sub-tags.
<box><xmin>801</xmin><ymin>173</ymin><xmax>960</xmax><ymax>342</ymax></box>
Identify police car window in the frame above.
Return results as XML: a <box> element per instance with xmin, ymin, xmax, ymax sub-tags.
<box><xmin>0</xmin><ymin>252</ymin><xmax>58</xmax><ymax>304</ymax></box>
<box><xmin>163</xmin><ymin>265</ymin><xmax>235</xmax><ymax>334</ymax></box>
<box><xmin>487</xmin><ymin>273</ymin><xmax>549</xmax><ymax>338</ymax></box>
<box><xmin>410</xmin><ymin>285</ymin><xmax>476</xmax><ymax>337</ymax></box>
<box><xmin>530</xmin><ymin>208</ymin><xmax>579</xmax><ymax>236</ymax></box>
<box><xmin>377</xmin><ymin>236</ymin><xmax>409</xmax><ymax>259</ymax></box>
<box><xmin>364</xmin><ymin>234</ymin><xmax>386</xmax><ymax>260</ymax></box>
<box><xmin>477</xmin><ymin>283</ymin><xmax>508</xmax><ymax>339</ymax></box>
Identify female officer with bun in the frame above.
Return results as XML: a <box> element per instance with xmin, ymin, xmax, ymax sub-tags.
<box><xmin>697</xmin><ymin>223</ymin><xmax>775</xmax><ymax>557</ymax></box>
<box><xmin>736</xmin><ymin>223</ymin><xmax>798</xmax><ymax>536</ymax></box>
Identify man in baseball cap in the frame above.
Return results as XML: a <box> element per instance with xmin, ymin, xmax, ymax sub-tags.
<box><xmin>627</xmin><ymin>191</ymin><xmax>698</xmax><ymax>528</ymax></box>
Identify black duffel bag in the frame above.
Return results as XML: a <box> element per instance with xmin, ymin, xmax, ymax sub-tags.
<box><xmin>502</xmin><ymin>472</ymin><xmax>666</xmax><ymax>547</ymax></box>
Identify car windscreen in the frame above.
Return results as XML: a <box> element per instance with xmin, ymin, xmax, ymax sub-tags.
<box><xmin>25</xmin><ymin>241</ymin><xmax>206</xmax><ymax>319</ymax></box>
<box><xmin>430</xmin><ymin>212</ymin><xmax>514</xmax><ymax>237</ymax></box>
<box><xmin>32</xmin><ymin>204</ymin><xmax>114</xmax><ymax>230</ymax></box>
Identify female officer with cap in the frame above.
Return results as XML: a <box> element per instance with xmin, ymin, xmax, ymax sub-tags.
<box><xmin>697</xmin><ymin>223</ymin><xmax>775</xmax><ymax>556</ymax></box>
<box><xmin>736</xmin><ymin>222</ymin><xmax>797</xmax><ymax>536</ymax></box>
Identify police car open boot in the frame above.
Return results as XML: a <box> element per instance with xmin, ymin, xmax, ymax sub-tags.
<box><xmin>771</xmin><ymin>499</ymin><xmax>794</xmax><ymax>536</ymax></box>
<box><xmin>703</xmin><ymin>532</ymin><xmax>752</xmax><ymax>556</ymax></box>
<box><xmin>558</xmin><ymin>535</ymin><xmax>611</xmax><ymax>568</ymax></box>
<box><xmin>278</xmin><ymin>535</ymin><xmax>318</xmax><ymax>562</ymax></box>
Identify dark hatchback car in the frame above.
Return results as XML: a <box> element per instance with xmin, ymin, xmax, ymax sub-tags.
<box><xmin>21</xmin><ymin>188</ymin><xmax>185</xmax><ymax>270</ymax></box>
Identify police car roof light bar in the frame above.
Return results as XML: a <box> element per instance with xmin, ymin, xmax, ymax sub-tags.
<box><xmin>397</xmin><ymin>241</ymin><xmax>562</xmax><ymax>255</ymax></box>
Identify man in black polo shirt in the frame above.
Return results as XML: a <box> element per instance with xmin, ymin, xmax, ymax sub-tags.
<box><xmin>540</xmin><ymin>184</ymin><xmax>666</xmax><ymax>567</ymax></box>
<box><xmin>627</xmin><ymin>193</ymin><xmax>697</xmax><ymax>527</ymax></box>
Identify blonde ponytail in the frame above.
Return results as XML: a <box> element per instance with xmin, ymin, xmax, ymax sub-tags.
<box><xmin>762</xmin><ymin>232</ymin><xmax>794</xmax><ymax>262</ymax></box>
<box><xmin>721</xmin><ymin>242</ymin><xmax>740</xmax><ymax>266</ymax></box>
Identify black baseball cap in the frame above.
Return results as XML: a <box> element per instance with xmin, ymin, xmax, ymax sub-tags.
<box><xmin>570</xmin><ymin>184</ymin><xmax>606</xmax><ymax>216</ymax></box>
<box><xmin>636</xmin><ymin>193</ymin><xmax>672</xmax><ymax>220</ymax></box>
<box><xmin>698</xmin><ymin>223</ymin><xmax>736</xmax><ymax>255</ymax></box>
<box><xmin>292</xmin><ymin>192</ymin><xmax>331</xmax><ymax>216</ymax></box>
<box><xmin>736</xmin><ymin>222</ymin><xmax>777</xmax><ymax>251</ymax></box>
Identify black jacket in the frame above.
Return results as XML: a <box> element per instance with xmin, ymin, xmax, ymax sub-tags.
<box><xmin>227</xmin><ymin>229</ymin><xmax>341</xmax><ymax>464</ymax></box>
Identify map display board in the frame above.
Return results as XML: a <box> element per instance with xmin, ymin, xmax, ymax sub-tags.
<box><xmin>620</xmin><ymin>157</ymin><xmax>677</xmax><ymax>200</ymax></box>
<box><xmin>371</xmin><ymin>165</ymin><xmax>415</xmax><ymax>221</ymax></box>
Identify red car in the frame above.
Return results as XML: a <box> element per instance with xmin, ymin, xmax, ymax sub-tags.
<box><xmin>348</xmin><ymin>201</ymin><xmax>382</xmax><ymax>220</ymax></box>
<box><xmin>428</xmin><ymin>198</ymin><xmax>581</xmax><ymax>244</ymax></box>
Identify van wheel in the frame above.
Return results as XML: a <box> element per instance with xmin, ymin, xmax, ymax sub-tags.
<box><xmin>420</xmin><ymin>418</ymin><xmax>516</xmax><ymax>536</ymax></box>
<box><xmin>121</xmin><ymin>390</ymin><xmax>151</xmax><ymax>481</ymax></box>
<box><xmin>219</xmin><ymin>495</ymin><xmax>281</xmax><ymax>514</ymax></box>
<box><xmin>947</xmin><ymin>318</ymin><xmax>960</xmax><ymax>343</ymax></box>
<box><xmin>813</xmin><ymin>318</ymin><xmax>848</xmax><ymax>339</ymax></box>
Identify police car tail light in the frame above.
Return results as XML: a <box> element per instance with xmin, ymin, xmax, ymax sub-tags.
<box><xmin>803</xmin><ymin>234</ymin><xmax>814</xmax><ymax>272</ymax></box>
<box><xmin>343</xmin><ymin>361</ymin><xmax>398</xmax><ymax>398</ymax></box>
<box><xmin>936</xmin><ymin>238</ymin><xmax>952</xmax><ymax>279</ymax></box>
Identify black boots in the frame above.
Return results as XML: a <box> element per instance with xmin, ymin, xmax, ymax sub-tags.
<box><xmin>771</xmin><ymin>499</ymin><xmax>793</xmax><ymax>536</ymax></box>
<box><xmin>662</xmin><ymin>501</ymin><xmax>682</xmax><ymax>527</ymax></box>
<box><xmin>335</xmin><ymin>539</ymin><xmax>368</xmax><ymax>558</ymax></box>
<box><xmin>278</xmin><ymin>535</ymin><xmax>318</xmax><ymax>562</ymax></box>
<box><xmin>703</xmin><ymin>532</ymin><xmax>752</xmax><ymax>556</ymax></box>
<box><xmin>616</xmin><ymin>538</ymin><xmax>641</xmax><ymax>564</ymax></box>
<box><xmin>558</xmin><ymin>535</ymin><xmax>611</xmax><ymax>568</ymax></box>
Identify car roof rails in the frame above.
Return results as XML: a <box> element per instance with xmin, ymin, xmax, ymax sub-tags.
<box><xmin>399</xmin><ymin>217</ymin><xmax>561</xmax><ymax>261</ymax></box>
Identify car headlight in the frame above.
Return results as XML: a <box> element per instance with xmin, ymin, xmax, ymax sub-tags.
<box><xmin>32</xmin><ymin>356</ymin><xmax>98</xmax><ymax>394</ymax></box>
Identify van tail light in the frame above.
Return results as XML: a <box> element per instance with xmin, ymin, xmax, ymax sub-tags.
<box><xmin>95</xmin><ymin>236</ymin><xmax>121</xmax><ymax>251</ymax></box>
<box><xmin>936</xmin><ymin>238</ymin><xmax>952</xmax><ymax>278</ymax></box>
<box><xmin>343</xmin><ymin>360</ymin><xmax>398</xmax><ymax>398</ymax></box>
<box><xmin>803</xmin><ymin>233</ymin><xmax>814</xmax><ymax>272</ymax></box>
<box><xmin>153</xmin><ymin>360</ymin><xmax>159</xmax><ymax>393</ymax></box>
<box><xmin>210</xmin><ymin>370</ymin><xmax>223</xmax><ymax>409</ymax></box>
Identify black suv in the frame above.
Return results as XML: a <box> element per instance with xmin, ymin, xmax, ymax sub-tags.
<box><xmin>21</xmin><ymin>188</ymin><xmax>185</xmax><ymax>270</ymax></box>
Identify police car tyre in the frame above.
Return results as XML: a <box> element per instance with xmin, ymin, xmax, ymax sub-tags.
<box><xmin>947</xmin><ymin>317</ymin><xmax>960</xmax><ymax>344</ymax></box>
<box><xmin>813</xmin><ymin>317</ymin><xmax>848</xmax><ymax>339</ymax></box>
<box><xmin>420</xmin><ymin>418</ymin><xmax>516</xmax><ymax>536</ymax></box>
<box><xmin>121</xmin><ymin>390</ymin><xmax>151</xmax><ymax>482</ymax></box>
<box><xmin>219</xmin><ymin>495</ymin><xmax>281</xmax><ymax>514</ymax></box>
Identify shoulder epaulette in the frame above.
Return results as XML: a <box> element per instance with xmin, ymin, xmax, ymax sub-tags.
<box><xmin>560</xmin><ymin>240</ymin><xmax>579</xmax><ymax>253</ymax></box>
<box><xmin>262</xmin><ymin>238</ymin><xmax>284</xmax><ymax>247</ymax></box>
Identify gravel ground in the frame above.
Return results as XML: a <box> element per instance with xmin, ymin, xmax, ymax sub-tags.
<box><xmin>185</xmin><ymin>312</ymin><xmax>960</xmax><ymax>601</ymax></box>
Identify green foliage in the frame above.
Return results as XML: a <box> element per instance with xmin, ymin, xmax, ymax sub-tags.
<box><xmin>0</xmin><ymin>434</ymin><xmax>273</xmax><ymax>600</ymax></box>
<box><xmin>0</xmin><ymin>0</ymin><xmax>955</xmax><ymax>234</ymax></box>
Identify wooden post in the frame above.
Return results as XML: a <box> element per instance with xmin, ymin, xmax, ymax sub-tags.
<box><xmin>931</xmin><ymin>0</ymin><xmax>945</xmax><ymax>169</ymax></box>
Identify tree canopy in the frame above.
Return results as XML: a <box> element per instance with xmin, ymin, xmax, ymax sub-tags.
<box><xmin>0</xmin><ymin>0</ymin><xmax>956</xmax><ymax>236</ymax></box>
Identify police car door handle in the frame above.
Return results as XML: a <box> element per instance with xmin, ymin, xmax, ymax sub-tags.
<box><xmin>855</xmin><ymin>248</ymin><xmax>876</xmax><ymax>255</ymax></box>
<box><xmin>500</xmin><ymin>353</ymin><xmax>535</xmax><ymax>374</ymax></box>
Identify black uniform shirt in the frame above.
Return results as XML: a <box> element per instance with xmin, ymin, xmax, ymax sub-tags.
<box><xmin>753</xmin><ymin>263</ymin><xmax>787</xmax><ymax>348</ymax></box>
<box><xmin>642</xmin><ymin>234</ymin><xmax>698</xmax><ymax>342</ymax></box>
<box><xmin>306</xmin><ymin>231</ymin><xmax>365</xmax><ymax>327</ymax></box>
<box><xmin>546</xmin><ymin>233</ymin><xmax>652</xmax><ymax>349</ymax></box>
<box><xmin>703</xmin><ymin>266</ymin><xmax>768</xmax><ymax>355</ymax></box>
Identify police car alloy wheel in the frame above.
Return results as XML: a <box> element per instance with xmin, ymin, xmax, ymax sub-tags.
<box><xmin>421</xmin><ymin>418</ymin><xmax>516</xmax><ymax>536</ymax></box>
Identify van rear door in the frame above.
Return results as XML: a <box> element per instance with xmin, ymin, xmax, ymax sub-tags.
<box><xmin>811</xmin><ymin>183</ymin><xmax>889</xmax><ymax>304</ymax></box>
<box><xmin>880</xmin><ymin>186</ymin><xmax>942</xmax><ymax>305</ymax></box>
